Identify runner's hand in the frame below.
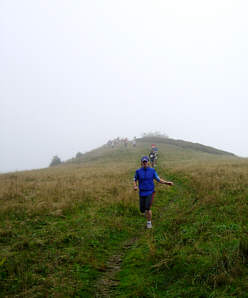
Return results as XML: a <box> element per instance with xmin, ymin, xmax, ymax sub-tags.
<box><xmin>134</xmin><ymin>186</ymin><xmax>138</xmax><ymax>191</ymax></box>
<box><xmin>167</xmin><ymin>181</ymin><xmax>174</xmax><ymax>186</ymax></box>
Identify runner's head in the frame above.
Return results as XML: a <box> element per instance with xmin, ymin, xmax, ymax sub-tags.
<box><xmin>141</xmin><ymin>156</ymin><xmax>149</xmax><ymax>168</ymax></box>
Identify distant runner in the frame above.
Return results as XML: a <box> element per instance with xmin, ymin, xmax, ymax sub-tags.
<box><xmin>124</xmin><ymin>138</ymin><xmax>128</xmax><ymax>148</ymax></box>
<box><xmin>149</xmin><ymin>150</ymin><xmax>156</xmax><ymax>168</ymax></box>
<box><xmin>133</xmin><ymin>156</ymin><xmax>173</xmax><ymax>229</ymax></box>
<box><xmin>132</xmin><ymin>137</ymin><xmax>137</xmax><ymax>148</ymax></box>
<box><xmin>149</xmin><ymin>144</ymin><xmax>159</xmax><ymax>167</ymax></box>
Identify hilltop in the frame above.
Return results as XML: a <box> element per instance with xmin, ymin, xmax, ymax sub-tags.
<box><xmin>66</xmin><ymin>136</ymin><xmax>236</xmax><ymax>166</ymax></box>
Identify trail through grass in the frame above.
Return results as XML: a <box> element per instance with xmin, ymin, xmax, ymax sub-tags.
<box><xmin>95</xmin><ymin>237</ymin><xmax>138</xmax><ymax>297</ymax></box>
<box><xmin>88</xmin><ymin>166</ymin><xmax>190</xmax><ymax>297</ymax></box>
<box><xmin>113</xmin><ymin>164</ymin><xmax>248</xmax><ymax>297</ymax></box>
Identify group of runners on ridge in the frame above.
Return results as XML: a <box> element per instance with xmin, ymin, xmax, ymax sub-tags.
<box><xmin>107</xmin><ymin>137</ymin><xmax>136</xmax><ymax>148</ymax></box>
<box><xmin>133</xmin><ymin>144</ymin><xmax>174</xmax><ymax>229</ymax></box>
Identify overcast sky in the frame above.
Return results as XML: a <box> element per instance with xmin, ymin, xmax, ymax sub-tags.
<box><xmin>1</xmin><ymin>0</ymin><xmax>248</xmax><ymax>172</ymax></box>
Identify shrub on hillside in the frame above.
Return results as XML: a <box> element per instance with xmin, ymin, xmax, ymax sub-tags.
<box><xmin>75</xmin><ymin>152</ymin><xmax>84</xmax><ymax>159</ymax></box>
<box><xmin>49</xmin><ymin>155</ymin><xmax>62</xmax><ymax>167</ymax></box>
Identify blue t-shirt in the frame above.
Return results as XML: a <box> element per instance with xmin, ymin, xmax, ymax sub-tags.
<box><xmin>134</xmin><ymin>167</ymin><xmax>160</xmax><ymax>196</ymax></box>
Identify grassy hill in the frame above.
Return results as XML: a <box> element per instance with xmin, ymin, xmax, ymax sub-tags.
<box><xmin>1</xmin><ymin>138</ymin><xmax>248</xmax><ymax>297</ymax></box>
<box><xmin>67</xmin><ymin>137</ymin><xmax>236</xmax><ymax>165</ymax></box>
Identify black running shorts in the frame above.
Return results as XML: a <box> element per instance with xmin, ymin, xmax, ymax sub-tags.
<box><xmin>139</xmin><ymin>192</ymin><xmax>155</xmax><ymax>213</ymax></box>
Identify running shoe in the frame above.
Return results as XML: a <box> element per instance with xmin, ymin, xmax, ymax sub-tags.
<box><xmin>147</xmin><ymin>222</ymin><xmax>152</xmax><ymax>229</ymax></box>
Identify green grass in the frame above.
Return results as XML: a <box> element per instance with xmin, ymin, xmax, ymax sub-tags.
<box><xmin>116</xmin><ymin>164</ymin><xmax>248</xmax><ymax>297</ymax></box>
<box><xmin>0</xmin><ymin>139</ymin><xmax>248</xmax><ymax>297</ymax></box>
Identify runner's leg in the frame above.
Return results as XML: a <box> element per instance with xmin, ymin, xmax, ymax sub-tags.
<box><xmin>146</xmin><ymin>210</ymin><xmax>152</xmax><ymax>221</ymax></box>
<box><xmin>139</xmin><ymin>196</ymin><xmax>145</xmax><ymax>214</ymax></box>
<box><xmin>145</xmin><ymin>194</ymin><xmax>153</xmax><ymax>221</ymax></box>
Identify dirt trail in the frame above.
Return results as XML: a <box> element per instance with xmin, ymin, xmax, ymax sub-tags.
<box><xmin>95</xmin><ymin>237</ymin><xmax>137</xmax><ymax>297</ymax></box>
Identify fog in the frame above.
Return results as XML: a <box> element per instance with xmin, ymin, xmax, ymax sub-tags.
<box><xmin>1</xmin><ymin>0</ymin><xmax>248</xmax><ymax>173</ymax></box>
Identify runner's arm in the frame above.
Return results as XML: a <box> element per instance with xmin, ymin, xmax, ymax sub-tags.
<box><xmin>133</xmin><ymin>171</ymin><xmax>138</xmax><ymax>190</ymax></box>
<box><xmin>159</xmin><ymin>178</ymin><xmax>174</xmax><ymax>186</ymax></box>
<box><xmin>154</xmin><ymin>171</ymin><xmax>173</xmax><ymax>186</ymax></box>
<box><xmin>133</xmin><ymin>180</ymin><xmax>138</xmax><ymax>190</ymax></box>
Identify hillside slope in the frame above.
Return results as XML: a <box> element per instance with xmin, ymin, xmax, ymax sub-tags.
<box><xmin>1</xmin><ymin>138</ymin><xmax>247</xmax><ymax>297</ymax></box>
<box><xmin>66</xmin><ymin>137</ymin><xmax>236</xmax><ymax>165</ymax></box>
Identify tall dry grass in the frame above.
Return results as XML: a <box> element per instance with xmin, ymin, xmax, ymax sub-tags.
<box><xmin>165</xmin><ymin>159</ymin><xmax>248</xmax><ymax>206</ymax></box>
<box><xmin>0</xmin><ymin>161</ymin><xmax>142</xmax><ymax>297</ymax></box>
<box><xmin>0</xmin><ymin>161</ymin><xmax>139</xmax><ymax>218</ymax></box>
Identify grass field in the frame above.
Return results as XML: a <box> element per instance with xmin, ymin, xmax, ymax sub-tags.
<box><xmin>1</xmin><ymin>139</ymin><xmax>248</xmax><ymax>297</ymax></box>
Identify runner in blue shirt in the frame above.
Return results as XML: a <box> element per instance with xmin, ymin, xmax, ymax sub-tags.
<box><xmin>133</xmin><ymin>156</ymin><xmax>173</xmax><ymax>229</ymax></box>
